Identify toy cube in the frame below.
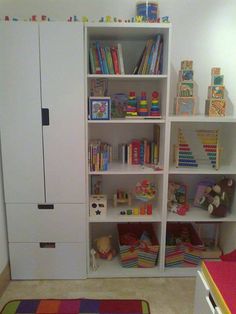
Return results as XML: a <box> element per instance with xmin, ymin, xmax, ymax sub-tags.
<box><xmin>205</xmin><ymin>99</ymin><xmax>226</xmax><ymax>117</ymax></box>
<box><xmin>90</xmin><ymin>194</ymin><xmax>107</xmax><ymax>216</ymax></box>
<box><xmin>211</xmin><ymin>75</ymin><xmax>224</xmax><ymax>86</ymax></box>
<box><xmin>181</xmin><ymin>60</ymin><xmax>193</xmax><ymax>70</ymax></box>
<box><xmin>179</xmin><ymin>70</ymin><xmax>194</xmax><ymax>81</ymax></box>
<box><xmin>177</xmin><ymin>82</ymin><xmax>194</xmax><ymax>97</ymax></box>
<box><xmin>211</xmin><ymin>67</ymin><xmax>221</xmax><ymax>75</ymax></box>
<box><xmin>208</xmin><ymin>85</ymin><xmax>224</xmax><ymax>99</ymax></box>
<box><xmin>175</xmin><ymin>97</ymin><xmax>195</xmax><ymax>116</ymax></box>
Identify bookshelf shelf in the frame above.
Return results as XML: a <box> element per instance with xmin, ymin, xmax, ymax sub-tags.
<box><xmin>85</xmin><ymin>22</ymin><xmax>236</xmax><ymax>279</ymax></box>
<box><xmin>87</xmin><ymin>74</ymin><xmax>168</xmax><ymax>80</ymax></box>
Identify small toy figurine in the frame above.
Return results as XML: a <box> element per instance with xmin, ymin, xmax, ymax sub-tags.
<box><xmin>82</xmin><ymin>16</ymin><xmax>88</xmax><ymax>22</ymax></box>
<box><xmin>105</xmin><ymin>16</ymin><xmax>112</xmax><ymax>22</ymax></box>
<box><xmin>90</xmin><ymin>248</ymin><xmax>98</xmax><ymax>271</ymax></box>
<box><xmin>94</xmin><ymin>235</ymin><xmax>116</xmax><ymax>260</ymax></box>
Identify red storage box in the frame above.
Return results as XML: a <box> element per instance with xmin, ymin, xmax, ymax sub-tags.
<box><xmin>165</xmin><ymin>222</ymin><xmax>204</xmax><ymax>267</ymax></box>
<box><xmin>117</xmin><ymin>223</ymin><xmax>159</xmax><ymax>268</ymax></box>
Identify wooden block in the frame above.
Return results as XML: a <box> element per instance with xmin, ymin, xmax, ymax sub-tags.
<box><xmin>208</xmin><ymin>85</ymin><xmax>224</xmax><ymax>99</ymax></box>
<box><xmin>89</xmin><ymin>195</ymin><xmax>107</xmax><ymax>216</ymax></box>
<box><xmin>181</xmin><ymin>60</ymin><xmax>193</xmax><ymax>70</ymax></box>
<box><xmin>179</xmin><ymin>70</ymin><xmax>193</xmax><ymax>81</ymax></box>
<box><xmin>205</xmin><ymin>99</ymin><xmax>226</xmax><ymax>117</ymax></box>
<box><xmin>175</xmin><ymin>97</ymin><xmax>195</xmax><ymax>116</ymax></box>
<box><xmin>211</xmin><ymin>67</ymin><xmax>221</xmax><ymax>75</ymax></box>
<box><xmin>177</xmin><ymin>82</ymin><xmax>194</xmax><ymax>97</ymax></box>
<box><xmin>211</xmin><ymin>74</ymin><xmax>224</xmax><ymax>86</ymax></box>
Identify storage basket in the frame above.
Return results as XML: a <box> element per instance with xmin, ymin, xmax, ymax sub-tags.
<box><xmin>117</xmin><ymin>223</ymin><xmax>159</xmax><ymax>268</ymax></box>
<box><xmin>165</xmin><ymin>223</ymin><xmax>204</xmax><ymax>267</ymax></box>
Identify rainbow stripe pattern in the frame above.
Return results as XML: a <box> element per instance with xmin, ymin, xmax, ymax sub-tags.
<box><xmin>196</xmin><ymin>129</ymin><xmax>219</xmax><ymax>169</ymax></box>
<box><xmin>0</xmin><ymin>299</ymin><xmax>150</xmax><ymax>314</ymax></box>
<box><xmin>177</xmin><ymin>128</ymin><xmax>198</xmax><ymax>167</ymax></box>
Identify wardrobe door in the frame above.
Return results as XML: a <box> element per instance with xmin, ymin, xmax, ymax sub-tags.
<box><xmin>40</xmin><ymin>23</ymin><xmax>86</xmax><ymax>204</ymax></box>
<box><xmin>0</xmin><ymin>22</ymin><xmax>45</xmax><ymax>203</ymax></box>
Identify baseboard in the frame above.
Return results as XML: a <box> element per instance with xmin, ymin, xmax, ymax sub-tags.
<box><xmin>0</xmin><ymin>264</ymin><xmax>10</xmax><ymax>297</ymax></box>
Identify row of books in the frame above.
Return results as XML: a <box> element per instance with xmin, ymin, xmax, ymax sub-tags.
<box><xmin>133</xmin><ymin>34</ymin><xmax>163</xmax><ymax>75</ymax></box>
<box><xmin>89</xmin><ymin>141</ymin><xmax>112</xmax><ymax>171</ymax></box>
<box><xmin>89</xmin><ymin>41</ymin><xmax>125</xmax><ymax>75</ymax></box>
<box><xmin>119</xmin><ymin>139</ymin><xmax>159</xmax><ymax>165</ymax></box>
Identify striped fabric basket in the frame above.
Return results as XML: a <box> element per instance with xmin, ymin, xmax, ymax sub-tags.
<box><xmin>118</xmin><ymin>223</ymin><xmax>159</xmax><ymax>268</ymax></box>
<box><xmin>165</xmin><ymin>222</ymin><xmax>204</xmax><ymax>267</ymax></box>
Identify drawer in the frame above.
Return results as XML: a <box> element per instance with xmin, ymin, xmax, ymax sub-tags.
<box><xmin>9</xmin><ymin>242</ymin><xmax>86</xmax><ymax>279</ymax></box>
<box><xmin>6</xmin><ymin>204</ymin><xmax>86</xmax><ymax>242</ymax></box>
<box><xmin>194</xmin><ymin>271</ymin><xmax>210</xmax><ymax>314</ymax></box>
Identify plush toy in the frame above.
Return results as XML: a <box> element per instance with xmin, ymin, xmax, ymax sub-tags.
<box><xmin>199</xmin><ymin>178</ymin><xmax>235</xmax><ymax>217</ymax></box>
<box><xmin>94</xmin><ymin>235</ymin><xmax>116</xmax><ymax>261</ymax></box>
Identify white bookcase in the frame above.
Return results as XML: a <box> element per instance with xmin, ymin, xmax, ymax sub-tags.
<box><xmin>85</xmin><ymin>23</ymin><xmax>236</xmax><ymax>278</ymax></box>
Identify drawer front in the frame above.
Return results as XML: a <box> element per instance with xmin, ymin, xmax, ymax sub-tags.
<box><xmin>194</xmin><ymin>271</ymin><xmax>210</xmax><ymax>314</ymax></box>
<box><xmin>9</xmin><ymin>242</ymin><xmax>86</xmax><ymax>279</ymax></box>
<box><xmin>7</xmin><ymin>204</ymin><xmax>86</xmax><ymax>242</ymax></box>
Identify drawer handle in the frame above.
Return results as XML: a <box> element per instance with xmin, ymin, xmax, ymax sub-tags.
<box><xmin>39</xmin><ymin>242</ymin><xmax>56</xmax><ymax>248</ymax></box>
<box><xmin>42</xmin><ymin>108</ymin><xmax>50</xmax><ymax>126</ymax></box>
<box><xmin>38</xmin><ymin>204</ymin><xmax>54</xmax><ymax>210</ymax></box>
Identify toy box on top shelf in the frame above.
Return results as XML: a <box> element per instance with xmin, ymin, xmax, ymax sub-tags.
<box><xmin>205</xmin><ymin>67</ymin><xmax>226</xmax><ymax>117</ymax></box>
<box><xmin>117</xmin><ymin>222</ymin><xmax>159</xmax><ymax>268</ymax></box>
<box><xmin>174</xmin><ymin>60</ymin><xmax>196</xmax><ymax>116</ymax></box>
<box><xmin>165</xmin><ymin>222</ymin><xmax>204</xmax><ymax>267</ymax></box>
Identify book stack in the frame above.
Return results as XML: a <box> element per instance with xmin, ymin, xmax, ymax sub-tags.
<box><xmin>89</xmin><ymin>141</ymin><xmax>112</xmax><ymax>171</ymax></box>
<box><xmin>205</xmin><ymin>67</ymin><xmax>226</xmax><ymax>116</ymax></box>
<box><xmin>89</xmin><ymin>41</ymin><xmax>124</xmax><ymax>75</ymax></box>
<box><xmin>133</xmin><ymin>34</ymin><xmax>163</xmax><ymax>75</ymax></box>
<box><xmin>175</xmin><ymin>60</ymin><xmax>195</xmax><ymax>116</ymax></box>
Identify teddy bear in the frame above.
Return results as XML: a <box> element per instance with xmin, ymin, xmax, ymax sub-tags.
<box><xmin>199</xmin><ymin>178</ymin><xmax>235</xmax><ymax>217</ymax></box>
<box><xmin>94</xmin><ymin>235</ymin><xmax>116</xmax><ymax>261</ymax></box>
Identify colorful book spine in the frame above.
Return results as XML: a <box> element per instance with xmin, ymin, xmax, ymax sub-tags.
<box><xmin>117</xmin><ymin>43</ymin><xmax>125</xmax><ymax>75</ymax></box>
<box><xmin>105</xmin><ymin>47</ymin><xmax>115</xmax><ymax>74</ymax></box>
<box><xmin>95</xmin><ymin>41</ymin><xmax>104</xmax><ymax>74</ymax></box>
<box><xmin>150</xmin><ymin>34</ymin><xmax>161</xmax><ymax>75</ymax></box>
<box><xmin>111</xmin><ymin>46</ymin><xmax>120</xmax><ymax>74</ymax></box>
<box><xmin>100</xmin><ymin>46</ymin><xmax>109</xmax><ymax>74</ymax></box>
<box><xmin>89</xmin><ymin>47</ymin><xmax>96</xmax><ymax>74</ymax></box>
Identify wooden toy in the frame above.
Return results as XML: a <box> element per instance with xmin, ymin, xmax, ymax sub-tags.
<box><xmin>205</xmin><ymin>99</ymin><xmax>226</xmax><ymax>117</ymax></box>
<box><xmin>175</xmin><ymin>97</ymin><xmax>195</xmax><ymax>116</ymax></box>
<box><xmin>126</xmin><ymin>91</ymin><xmax>138</xmax><ymax>117</ymax></box>
<box><xmin>211</xmin><ymin>74</ymin><xmax>224</xmax><ymax>86</ymax></box>
<box><xmin>41</xmin><ymin>15</ymin><xmax>47</xmax><ymax>21</ymax></box>
<box><xmin>89</xmin><ymin>195</ymin><xmax>107</xmax><ymax>216</ymax></box>
<box><xmin>181</xmin><ymin>60</ymin><xmax>193</xmax><ymax>70</ymax></box>
<box><xmin>175</xmin><ymin>60</ymin><xmax>195</xmax><ymax>116</ymax></box>
<box><xmin>177</xmin><ymin>82</ymin><xmax>194</xmax><ymax>97</ymax></box>
<box><xmin>5</xmin><ymin>16</ymin><xmax>10</xmax><ymax>21</ymax></box>
<box><xmin>205</xmin><ymin>67</ymin><xmax>226</xmax><ymax>117</ymax></box>
<box><xmin>90</xmin><ymin>248</ymin><xmax>98</xmax><ymax>271</ymax></box>
<box><xmin>211</xmin><ymin>67</ymin><xmax>221</xmax><ymax>75</ymax></box>
<box><xmin>175</xmin><ymin>128</ymin><xmax>222</xmax><ymax>169</ymax></box>
<box><xmin>135</xmin><ymin>16</ymin><xmax>143</xmax><ymax>23</ymax></box>
<box><xmin>31</xmin><ymin>15</ymin><xmax>37</xmax><ymax>21</ymax></box>
<box><xmin>162</xmin><ymin>16</ymin><xmax>170</xmax><ymax>23</ymax></box>
<box><xmin>208</xmin><ymin>85</ymin><xmax>224</xmax><ymax>99</ymax></box>
<box><xmin>89</xmin><ymin>97</ymin><xmax>111</xmax><ymax>120</ymax></box>
<box><xmin>113</xmin><ymin>190</ymin><xmax>132</xmax><ymax>207</ymax></box>
<box><xmin>179</xmin><ymin>70</ymin><xmax>194</xmax><ymax>81</ymax></box>
<box><xmin>150</xmin><ymin>91</ymin><xmax>161</xmax><ymax>117</ymax></box>
<box><xmin>138</xmin><ymin>91</ymin><xmax>148</xmax><ymax>116</ymax></box>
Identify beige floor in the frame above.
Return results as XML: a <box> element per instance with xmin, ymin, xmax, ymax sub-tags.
<box><xmin>0</xmin><ymin>277</ymin><xmax>195</xmax><ymax>313</ymax></box>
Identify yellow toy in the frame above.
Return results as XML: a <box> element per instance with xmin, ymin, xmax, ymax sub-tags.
<box><xmin>95</xmin><ymin>235</ymin><xmax>116</xmax><ymax>261</ymax></box>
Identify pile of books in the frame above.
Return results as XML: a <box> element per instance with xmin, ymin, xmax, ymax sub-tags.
<box><xmin>89</xmin><ymin>141</ymin><xmax>112</xmax><ymax>171</ymax></box>
<box><xmin>89</xmin><ymin>41</ymin><xmax>124</xmax><ymax>75</ymax></box>
<box><xmin>133</xmin><ymin>34</ymin><xmax>163</xmax><ymax>75</ymax></box>
<box><xmin>119</xmin><ymin>139</ymin><xmax>159</xmax><ymax>166</ymax></box>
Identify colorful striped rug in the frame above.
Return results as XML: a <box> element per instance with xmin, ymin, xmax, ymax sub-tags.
<box><xmin>0</xmin><ymin>299</ymin><xmax>150</xmax><ymax>314</ymax></box>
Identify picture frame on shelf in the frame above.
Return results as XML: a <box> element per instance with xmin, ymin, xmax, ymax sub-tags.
<box><xmin>89</xmin><ymin>96</ymin><xmax>111</xmax><ymax>120</ymax></box>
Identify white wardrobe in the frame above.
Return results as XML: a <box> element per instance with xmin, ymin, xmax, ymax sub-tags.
<box><xmin>0</xmin><ymin>22</ymin><xmax>87</xmax><ymax>279</ymax></box>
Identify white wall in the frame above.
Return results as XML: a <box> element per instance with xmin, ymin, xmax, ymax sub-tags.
<box><xmin>0</xmin><ymin>142</ymin><xmax>8</xmax><ymax>273</ymax></box>
<box><xmin>0</xmin><ymin>0</ymin><xmax>236</xmax><ymax>115</ymax></box>
<box><xmin>0</xmin><ymin>0</ymin><xmax>235</xmax><ymax>255</ymax></box>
